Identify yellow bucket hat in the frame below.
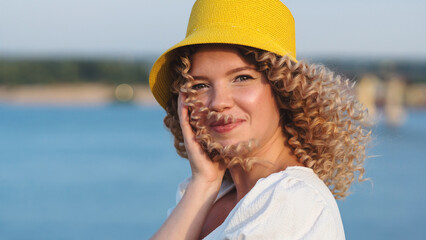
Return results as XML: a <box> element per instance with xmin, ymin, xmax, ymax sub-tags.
<box><xmin>149</xmin><ymin>0</ymin><xmax>296</xmax><ymax>109</ymax></box>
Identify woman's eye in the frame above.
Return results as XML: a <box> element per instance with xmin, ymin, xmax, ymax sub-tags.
<box><xmin>235</xmin><ymin>75</ymin><xmax>253</xmax><ymax>82</ymax></box>
<box><xmin>191</xmin><ymin>83</ymin><xmax>208</xmax><ymax>90</ymax></box>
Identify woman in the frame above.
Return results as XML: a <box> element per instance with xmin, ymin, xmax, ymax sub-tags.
<box><xmin>149</xmin><ymin>0</ymin><xmax>370</xmax><ymax>239</ymax></box>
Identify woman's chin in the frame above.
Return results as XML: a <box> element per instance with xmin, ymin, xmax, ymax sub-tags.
<box><xmin>217</xmin><ymin>140</ymin><xmax>238</xmax><ymax>147</ymax></box>
<box><xmin>214</xmin><ymin>138</ymin><xmax>250</xmax><ymax>148</ymax></box>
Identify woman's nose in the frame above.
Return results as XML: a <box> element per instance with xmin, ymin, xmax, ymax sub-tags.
<box><xmin>208</xmin><ymin>86</ymin><xmax>234</xmax><ymax>112</ymax></box>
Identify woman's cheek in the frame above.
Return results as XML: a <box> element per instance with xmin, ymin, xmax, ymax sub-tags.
<box><xmin>234</xmin><ymin>86</ymin><xmax>265</xmax><ymax>107</ymax></box>
<box><xmin>194</xmin><ymin>91</ymin><xmax>210</xmax><ymax>105</ymax></box>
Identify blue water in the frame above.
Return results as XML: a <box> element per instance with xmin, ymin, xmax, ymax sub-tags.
<box><xmin>0</xmin><ymin>103</ymin><xmax>425</xmax><ymax>240</ymax></box>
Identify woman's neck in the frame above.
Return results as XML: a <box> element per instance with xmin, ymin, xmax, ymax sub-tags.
<box><xmin>228</xmin><ymin>127</ymin><xmax>303</xmax><ymax>201</ymax></box>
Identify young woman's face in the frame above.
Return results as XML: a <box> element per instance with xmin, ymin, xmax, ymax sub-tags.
<box><xmin>188</xmin><ymin>45</ymin><xmax>282</xmax><ymax>147</ymax></box>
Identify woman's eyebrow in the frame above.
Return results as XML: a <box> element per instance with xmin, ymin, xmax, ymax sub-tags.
<box><xmin>192</xmin><ymin>66</ymin><xmax>256</xmax><ymax>80</ymax></box>
<box><xmin>226</xmin><ymin>66</ymin><xmax>256</xmax><ymax>76</ymax></box>
<box><xmin>192</xmin><ymin>75</ymin><xmax>209</xmax><ymax>80</ymax></box>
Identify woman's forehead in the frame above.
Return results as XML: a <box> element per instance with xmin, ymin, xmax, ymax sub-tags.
<box><xmin>190</xmin><ymin>45</ymin><xmax>256</xmax><ymax>70</ymax></box>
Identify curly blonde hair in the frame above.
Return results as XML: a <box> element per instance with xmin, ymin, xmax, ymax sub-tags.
<box><xmin>164</xmin><ymin>44</ymin><xmax>371</xmax><ymax>199</ymax></box>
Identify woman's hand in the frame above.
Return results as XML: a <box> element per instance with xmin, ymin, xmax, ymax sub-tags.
<box><xmin>178</xmin><ymin>93</ymin><xmax>226</xmax><ymax>186</ymax></box>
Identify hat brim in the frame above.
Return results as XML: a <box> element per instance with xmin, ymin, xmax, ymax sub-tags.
<box><xmin>149</xmin><ymin>25</ymin><xmax>297</xmax><ymax>109</ymax></box>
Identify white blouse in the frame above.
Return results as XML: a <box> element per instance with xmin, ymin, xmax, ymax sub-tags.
<box><xmin>169</xmin><ymin>166</ymin><xmax>345</xmax><ymax>240</ymax></box>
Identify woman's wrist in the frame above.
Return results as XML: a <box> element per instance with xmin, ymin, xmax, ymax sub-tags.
<box><xmin>189</xmin><ymin>175</ymin><xmax>222</xmax><ymax>198</ymax></box>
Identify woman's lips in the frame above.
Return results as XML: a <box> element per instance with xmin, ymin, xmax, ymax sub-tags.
<box><xmin>210</xmin><ymin>119</ymin><xmax>244</xmax><ymax>133</ymax></box>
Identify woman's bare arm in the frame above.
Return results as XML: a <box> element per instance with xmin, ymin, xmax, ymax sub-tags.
<box><xmin>151</xmin><ymin>178</ymin><xmax>221</xmax><ymax>240</ymax></box>
<box><xmin>151</xmin><ymin>93</ymin><xmax>226</xmax><ymax>240</ymax></box>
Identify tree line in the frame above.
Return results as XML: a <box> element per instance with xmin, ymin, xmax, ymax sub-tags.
<box><xmin>0</xmin><ymin>59</ymin><xmax>152</xmax><ymax>85</ymax></box>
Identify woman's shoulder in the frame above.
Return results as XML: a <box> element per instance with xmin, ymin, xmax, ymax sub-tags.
<box><xmin>207</xmin><ymin>166</ymin><xmax>345</xmax><ymax>240</ymax></box>
<box><xmin>172</xmin><ymin>166</ymin><xmax>338</xmax><ymax>211</ymax></box>
<box><xmin>266</xmin><ymin>166</ymin><xmax>337</xmax><ymax>204</ymax></box>
<box><xmin>249</xmin><ymin>166</ymin><xmax>343</xmax><ymax>227</ymax></box>
<box><xmin>240</xmin><ymin>166</ymin><xmax>337</xmax><ymax>211</ymax></box>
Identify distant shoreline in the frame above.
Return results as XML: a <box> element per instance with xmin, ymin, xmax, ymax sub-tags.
<box><xmin>0</xmin><ymin>83</ymin><xmax>159</xmax><ymax>107</ymax></box>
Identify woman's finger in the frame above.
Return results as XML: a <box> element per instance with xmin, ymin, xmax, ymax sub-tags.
<box><xmin>178</xmin><ymin>93</ymin><xmax>194</xmax><ymax>141</ymax></box>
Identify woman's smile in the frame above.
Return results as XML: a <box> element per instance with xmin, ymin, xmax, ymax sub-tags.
<box><xmin>209</xmin><ymin>118</ymin><xmax>245</xmax><ymax>134</ymax></box>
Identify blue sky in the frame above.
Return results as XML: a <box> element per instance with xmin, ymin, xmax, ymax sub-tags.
<box><xmin>1</xmin><ymin>0</ymin><xmax>425</xmax><ymax>59</ymax></box>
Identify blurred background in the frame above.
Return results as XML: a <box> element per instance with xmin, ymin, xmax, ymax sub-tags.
<box><xmin>1</xmin><ymin>0</ymin><xmax>425</xmax><ymax>239</ymax></box>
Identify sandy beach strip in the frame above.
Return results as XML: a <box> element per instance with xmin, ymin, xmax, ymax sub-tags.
<box><xmin>0</xmin><ymin>83</ymin><xmax>158</xmax><ymax>107</ymax></box>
